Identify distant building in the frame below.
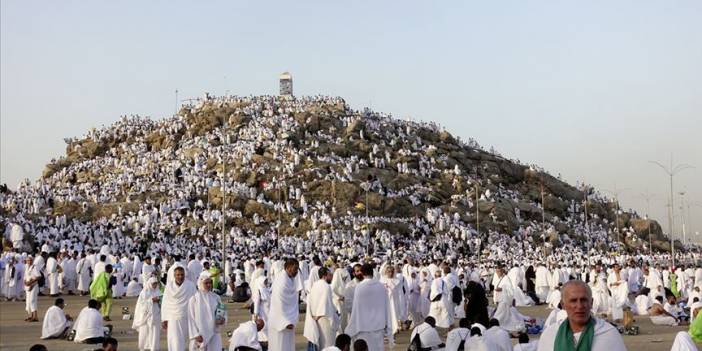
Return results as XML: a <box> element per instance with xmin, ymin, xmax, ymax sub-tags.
<box><xmin>279</xmin><ymin>72</ymin><xmax>293</xmax><ymax>96</ymax></box>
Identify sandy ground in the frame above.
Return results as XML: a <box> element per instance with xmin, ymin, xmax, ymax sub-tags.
<box><xmin>0</xmin><ymin>294</ymin><xmax>695</xmax><ymax>351</ymax></box>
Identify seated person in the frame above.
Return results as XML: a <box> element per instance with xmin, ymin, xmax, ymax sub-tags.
<box><xmin>634</xmin><ymin>288</ymin><xmax>652</xmax><ymax>316</ymax></box>
<box><xmin>409</xmin><ymin>316</ymin><xmax>445</xmax><ymax>351</ymax></box>
<box><xmin>445</xmin><ymin>318</ymin><xmax>470</xmax><ymax>351</ymax></box>
<box><xmin>125</xmin><ymin>278</ymin><xmax>142</xmax><ymax>297</ymax></box>
<box><xmin>322</xmin><ymin>334</ymin><xmax>352</xmax><ymax>351</ymax></box>
<box><xmin>664</xmin><ymin>294</ymin><xmax>688</xmax><ymax>322</ymax></box>
<box><xmin>229</xmin><ymin>319</ymin><xmax>265</xmax><ymax>351</ymax></box>
<box><xmin>230</xmin><ymin>273</ymin><xmax>252</xmax><ymax>302</ymax></box>
<box><xmin>649</xmin><ymin>295</ymin><xmax>679</xmax><ymax>326</ymax></box>
<box><xmin>513</xmin><ymin>332</ymin><xmax>537</xmax><ymax>351</ymax></box>
<box><xmin>41</xmin><ymin>298</ymin><xmax>73</xmax><ymax>339</ymax></box>
<box><xmin>101</xmin><ymin>337</ymin><xmax>119</xmax><ymax>351</ymax></box>
<box><xmin>73</xmin><ymin>299</ymin><xmax>106</xmax><ymax>344</ymax></box>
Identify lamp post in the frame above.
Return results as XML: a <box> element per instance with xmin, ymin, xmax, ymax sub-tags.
<box><xmin>602</xmin><ymin>186</ymin><xmax>628</xmax><ymax>250</ymax></box>
<box><xmin>639</xmin><ymin>191</ymin><xmax>656</xmax><ymax>255</ymax></box>
<box><xmin>649</xmin><ymin>156</ymin><xmax>694</xmax><ymax>268</ymax></box>
<box><xmin>221</xmin><ymin>122</ymin><xmax>228</xmax><ymax>266</ymax></box>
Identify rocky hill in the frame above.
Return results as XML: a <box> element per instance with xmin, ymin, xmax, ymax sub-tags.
<box><xmin>8</xmin><ymin>95</ymin><xmax>671</xmax><ymax>254</ymax></box>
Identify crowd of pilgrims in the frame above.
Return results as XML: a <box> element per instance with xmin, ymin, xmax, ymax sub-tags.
<box><xmin>4</xmin><ymin>244</ymin><xmax>702</xmax><ymax>350</ymax></box>
<box><xmin>2</xmin><ymin>95</ymin><xmax>700</xmax><ymax>350</ymax></box>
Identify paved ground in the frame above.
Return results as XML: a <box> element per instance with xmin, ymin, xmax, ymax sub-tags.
<box><xmin>0</xmin><ymin>294</ymin><xmax>695</xmax><ymax>350</ymax></box>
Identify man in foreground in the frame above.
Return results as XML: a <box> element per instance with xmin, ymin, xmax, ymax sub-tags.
<box><xmin>537</xmin><ymin>280</ymin><xmax>626</xmax><ymax>351</ymax></box>
<box><xmin>269</xmin><ymin>258</ymin><xmax>302</xmax><ymax>351</ymax></box>
<box><xmin>73</xmin><ymin>299</ymin><xmax>106</xmax><ymax>344</ymax></box>
<box><xmin>345</xmin><ymin>263</ymin><xmax>394</xmax><ymax>351</ymax></box>
<box><xmin>162</xmin><ymin>265</ymin><xmax>197</xmax><ymax>351</ymax></box>
<box><xmin>41</xmin><ymin>298</ymin><xmax>73</xmax><ymax>339</ymax></box>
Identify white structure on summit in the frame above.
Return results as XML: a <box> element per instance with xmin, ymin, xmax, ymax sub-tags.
<box><xmin>279</xmin><ymin>72</ymin><xmax>293</xmax><ymax>96</ymax></box>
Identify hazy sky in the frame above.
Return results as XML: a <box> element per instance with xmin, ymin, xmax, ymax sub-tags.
<box><xmin>2</xmin><ymin>1</ymin><xmax>701</xmax><ymax>239</ymax></box>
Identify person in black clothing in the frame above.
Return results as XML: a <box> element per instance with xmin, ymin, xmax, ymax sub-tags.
<box><xmin>463</xmin><ymin>281</ymin><xmax>489</xmax><ymax>327</ymax></box>
<box><xmin>524</xmin><ymin>265</ymin><xmax>540</xmax><ymax>304</ymax></box>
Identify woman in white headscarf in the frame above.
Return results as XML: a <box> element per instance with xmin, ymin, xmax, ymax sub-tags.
<box><xmin>251</xmin><ymin>276</ymin><xmax>271</xmax><ymax>342</ymax></box>
<box><xmin>188</xmin><ymin>272</ymin><xmax>226</xmax><ymax>351</ymax></box>
<box><xmin>133</xmin><ymin>277</ymin><xmax>161</xmax><ymax>351</ymax></box>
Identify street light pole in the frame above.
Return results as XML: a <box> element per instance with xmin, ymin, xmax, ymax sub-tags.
<box><xmin>649</xmin><ymin>156</ymin><xmax>694</xmax><ymax>268</ymax></box>
<box><xmin>640</xmin><ymin>191</ymin><xmax>656</xmax><ymax>256</ymax></box>
<box><xmin>222</xmin><ymin>123</ymin><xmax>228</xmax><ymax>267</ymax></box>
<box><xmin>680</xmin><ymin>192</ymin><xmax>687</xmax><ymax>248</ymax></box>
<box><xmin>583</xmin><ymin>185</ymin><xmax>591</xmax><ymax>266</ymax></box>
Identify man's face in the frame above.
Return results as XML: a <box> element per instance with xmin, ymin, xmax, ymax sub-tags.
<box><xmin>174</xmin><ymin>269</ymin><xmax>185</xmax><ymax>285</ymax></box>
<box><xmin>325</xmin><ymin>272</ymin><xmax>333</xmax><ymax>284</ymax></box>
<box><xmin>285</xmin><ymin>264</ymin><xmax>299</xmax><ymax>278</ymax></box>
<box><xmin>562</xmin><ymin>284</ymin><xmax>592</xmax><ymax>326</ymax></box>
<box><xmin>103</xmin><ymin>343</ymin><xmax>117</xmax><ymax>351</ymax></box>
<box><xmin>353</xmin><ymin>266</ymin><xmax>363</xmax><ymax>280</ymax></box>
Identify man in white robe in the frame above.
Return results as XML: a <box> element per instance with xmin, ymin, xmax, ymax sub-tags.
<box><xmin>269</xmin><ymin>258</ymin><xmax>302</xmax><ymax>351</ymax></box>
<box><xmin>409</xmin><ymin>317</ymin><xmax>445</xmax><ymax>350</ymax></box>
<box><xmin>429</xmin><ymin>270</ymin><xmax>452</xmax><ymax>329</ymax></box>
<box><xmin>229</xmin><ymin>319</ymin><xmax>265</xmax><ymax>351</ymax></box>
<box><xmin>342</xmin><ymin>264</ymin><xmax>363</xmax><ymax>331</ymax></box>
<box><xmin>41</xmin><ymin>298</ymin><xmax>72</xmax><ymax>339</ymax></box>
<box><xmin>24</xmin><ymin>255</ymin><xmax>41</xmax><ymax>322</ymax></box>
<box><xmin>304</xmin><ymin>267</ymin><xmax>338</xmax><ymax>350</ymax></box>
<box><xmin>46</xmin><ymin>253</ymin><xmax>60</xmax><ymax>296</ymax></box>
<box><xmin>76</xmin><ymin>252</ymin><xmax>91</xmax><ymax>295</ymax></box>
<box><xmin>187</xmin><ymin>254</ymin><xmax>203</xmax><ymax>283</ymax></box>
<box><xmin>444</xmin><ymin>318</ymin><xmax>471</xmax><ymax>351</ymax></box>
<box><xmin>73</xmin><ymin>299</ymin><xmax>105</xmax><ymax>344</ymax></box>
<box><xmin>537</xmin><ymin>280</ymin><xmax>626</xmax><ymax>351</ymax></box>
<box><xmin>331</xmin><ymin>264</ymin><xmax>350</xmax><ymax>329</ymax></box>
<box><xmin>132</xmin><ymin>277</ymin><xmax>161</xmax><ymax>351</ymax></box>
<box><xmin>534</xmin><ymin>264</ymin><xmax>550</xmax><ymax>303</ymax></box>
<box><xmin>161</xmin><ymin>265</ymin><xmax>197</xmax><ymax>351</ymax></box>
<box><xmin>188</xmin><ymin>272</ymin><xmax>226</xmax><ymax>351</ymax></box>
<box><xmin>126</xmin><ymin>278</ymin><xmax>143</xmax><ymax>297</ymax></box>
<box><xmin>491</xmin><ymin>266</ymin><xmax>523</xmax><ymax>333</ymax></box>
<box><xmin>644</xmin><ymin>265</ymin><xmax>664</xmax><ymax>299</ymax></box>
<box><xmin>607</xmin><ymin>263</ymin><xmax>629</xmax><ymax>321</ymax></box>
<box><xmin>380</xmin><ymin>265</ymin><xmax>403</xmax><ymax>334</ymax></box>
<box><xmin>345</xmin><ymin>263</ymin><xmax>394</xmax><ymax>351</ymax></box>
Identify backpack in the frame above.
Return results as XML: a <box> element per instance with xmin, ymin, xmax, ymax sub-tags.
<box><xmin>451</xmin><ymin>285</ymin><xmax>462</xmax><ymax>304</ymax></box>
<box><xmin>407</xmin><ymin>332</ymin><xmax>422</xmax><ymax>351</ymax></box>
<box><xmin>456</xmin><ymin>330</ymin><xmax>469</xmax><ymax>351</ymax></box>
<box><xmin>38</xmin><ymin>271</ymin><xmax>46</xmax><ymax>288</ymax></box>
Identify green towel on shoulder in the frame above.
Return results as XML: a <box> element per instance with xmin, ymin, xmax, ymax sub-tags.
<box><xmin>554</xmin><ymin>318</ymin><xmax>595</xmax><ymax>351</ymax></box>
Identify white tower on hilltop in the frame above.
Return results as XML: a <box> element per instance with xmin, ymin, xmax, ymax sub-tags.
<box><xmin>279</xmin><ymin>72</ymin><xmax>293</xmax><ymax>96</ymax></box>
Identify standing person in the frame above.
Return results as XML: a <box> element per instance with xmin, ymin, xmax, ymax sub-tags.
<box><xmin>379</xmin><ymin>265</ymin><xmax>402</xmax><ymax>335</ymax></box>
<box><xmin>24</xmin><ymin>255</ymin><xmax>41</xmax><ymax>322</ymax></box>
<box><xmin>251</xmin><ymin>276</ymin><xmax>271</xmax><ymax>343</ymax></box>
<box><xmin>428</xmin><ymin>270</ymin><xmax>452</xmax><ymax>329</ymax></box>
<box><xmin>607</xmin><ymin>263</ymin><xmax>629</xmax><ymax>322</ymax></box>
<box><xmin>76</xmin><ymin>252</ymin><xmax>91</xmax><ymax>296</ymax></box>
<box><xmin>3</xmin><ymin>255</ymin><xmax>18</xmax><ymax>301</ymax></box>
<box><xmin>132</xmin><ymin>277</ymin><xmax>161</xmax><ymax>351</ymax></box>
<box><xmin>269</xmin><ymin>258</ymin><xmax>302</xmax><ymax>351</ymax></box>
<box><xmin>90</xmin><ymin>264</ymin><xmax>115</xmax><ymax>320</ymax></box>
<box><xmin>188</xmin><ymin>272</ymin><xmax>226</xmax><ymax>351</ymax></box>
<box><xmin>345</xmin><ymin>263</ymin><xmax>394</xmax><ymax>351</ymax></box>
<box><xmin>304</xmin><ymin>267</ymin><xmax>338</xmax><ymax>350</ymax></box>
<box><xmin>342</xmin><ymin>263</ymin><xmax>364</xmax><ymax>327</ymax></box>
<box><xmin>62</xmin><ymin>251</ymin><xmax>78</xmax><ymax>295</ymax></box>
<box><xmin>46</xmin><ymin>252</ymin><xmax>60</xmax><ymax>297</ymax></box>
<box><xmin>537</xmin><ymin>280</ymin><xmax>626</xmax><ymax>351</ymax></box>
<box><xmin>161</xmin><ymin>266</ymin><xmax>196</xmax><ymax>351</ymax></box>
